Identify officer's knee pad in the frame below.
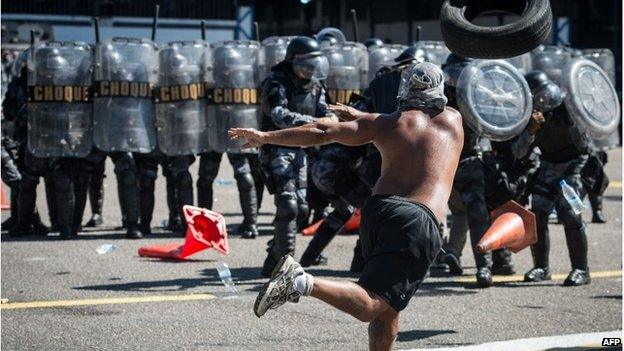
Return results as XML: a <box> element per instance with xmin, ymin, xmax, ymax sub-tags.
<box><xmin>20</xmin><ymin>173</ymin><xmax>39</xmax><ymax>191</ymax></box>
<box><xmin>235</xmin><ymin>172</ymin><xmax>255</xmax><ymax>192</ymax></box>
<box><xmin>176</xmin><ymin>171</ymin><xmax>193</xmax><ymax>189</ymax></box>
<box><xmin>114</xmin><ymin>154</ymin><xmax>136</xmax><ymax>175</ymax></box>
<box><xmin>275</xmin><ymin>194</ymin><xmax>298</xmax><ymax>222</ymax></box>
<box><xmin>138</xmin><ymin>170</ymin><xmax>157</xmax><ymax>191</ymax></box>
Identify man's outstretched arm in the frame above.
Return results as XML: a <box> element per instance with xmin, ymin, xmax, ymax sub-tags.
<box><xmin>229</xmin><ymin>105</ymin><xmax>382</xmax><ymax>148</ymax></box>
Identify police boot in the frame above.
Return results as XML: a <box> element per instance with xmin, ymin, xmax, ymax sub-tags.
<box><xmin>120</xmin><ymin>183</ymin><xmax>142</xmax><ymax>239</ymax></box>
<box><xmin>85</xmin><ymin>176</ymin><xmax>105</xmax><ymax>227</ymax></box>
<box><xmin>563</xmin><ymin>268</ymin><xmax>590</xmax><ymax>286</ymax></box>
<box><xmin>73</xmin><ymin>173</ymin><xmax>90</xmax><ymax>233</ymax></box>
<box><xmin>491</xmin><ymin>248</ymin><xmax>516</xmax><ymax>275</ymax></box>
<box><xmin>54</xmin><ymin>174</ymin><xmax>77</xmax><ymax>239</ymax></box>
<box><xmin>299</xmin><ymin>211</ymin><xmax>347</xmax><ymax>267</ymax></box>
<box><xmin>261</xmin><ymin>239</ymin><xmax>279</xmax><ymax>278</ymax></box>
<box><xmin>264</xmin><ymin>221</ymin><xmax>296</xmax><ymax>277</ymax></box>
<box><xmin>9</xmin><ymin>177</ymin><xmax>38</xmax><ymax>237</ymax></box>
<box><xmin>525</xmin><ymin>211</ymin><xmax>551</xmax><ymax>282</ymax></box>
<box><xmin>350</xmin><ymin>239</ymin><xmax>366</xmax><ymax>273</ymax></box>
<box><xmin>476</xmin><ymin>267</ymin><xmax>493</xmax><ymax>288</ymax></box>
<box><xmin>138</xmin><ymin>179</ymin><xmax>156</xmax><ymax>237</ymax></box>
<box><xmin>589</xmin><ymin>194</ymin><xmax>606</xmax><ymax>224</ymax></box>
<box><xmin>562</xmin><ymin>224</ymin><xmax>589</xmax><ymax>287</ymax></box>
<box><xmin>235</xmin><ymin>173</ymin><xmax>258</xmax><ymax>239</ymax></box>
<box><xmin>442</xmin><ymin>250</ymin><xmax>463</xmax><ymax>275</ymax></box>
<box><xmin>44</xmin><ymin>176</ymin><xmax>59</xmax><ymax>232</ymax></box>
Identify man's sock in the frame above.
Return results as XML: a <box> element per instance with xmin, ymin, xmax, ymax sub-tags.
<box><xmin>293</xmin><ymin>272</ymin><xmax>314</xmax><ymax>296</ymax></box>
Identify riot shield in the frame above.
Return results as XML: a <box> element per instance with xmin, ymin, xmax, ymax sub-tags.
<box><xmin>456</xmin><ymin>60</ymin><xmax>532</xmax><ymax>141</ymax></box>
<box><xmin>261</xmin><ymin>36</ymin><xmax>295</xmax><ymax>80</ymax></box>
<box><xmin>583</xmin><ymin>49</ymin><xmax>620</xmax><ymax>149</ymax></box>
<box><xmin>505</xmin><ymin>52</ymin><xmax>532</xmax><ymax>75</ymax></box>
<box><xmin>207</xmin><ymin>40</ymin><xmax>262</xmax><ymax>153</ymax></box>
<box><xmin>367</xmin><ymin>44</ymin><xmax>406</xmax><ymax>83</ymax></box>
<box><xmin>321</xmin><ymin>41</ymin><xmax>368</xmax><ymax>104</ymax></box>
<box><xmin>561</xmin><ymin>58</ymin><xmax>620</xmax><ymax>140</ymax></box>
<box><xmin>93</xmin><ymin>38</ymin><xmax>158</xmax><ymax>153</ymax></box>
<box><xmin>155</xmin><ymin>41</ymin><xmax>211</xmax><ymax>156</ymax></box>
<box><xmin>531</xmin><ymin>45</ymin><xmax>572</xmax><ymax>85</ymax></box>
<box><xmin>27</xmin><ymin>42</ymin><xmax>93</xmax><ymax>158</ymax></box>
<box><xmin>414</xmin><ymin>41</ymin><xmax>451</xmax><ymax>66</ymax></box>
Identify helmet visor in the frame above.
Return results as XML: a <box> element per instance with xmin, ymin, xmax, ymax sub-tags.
<box><xmin>292</xmin><ymin>54</ymin><xmax>329</xmax><ymax>81</ymax></box>
<box><xmin>532</xmin><ymin>82</ymin><xmax>563</xmax><ymax>112</ymax></box>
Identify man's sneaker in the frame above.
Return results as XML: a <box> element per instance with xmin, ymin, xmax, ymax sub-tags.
<box><xmin>563</xmin><ymin>268</ymin><xmax>590</xmax><ymax>286</ymax></box>
<box><xmin>254</xmin><ymin>255</ymin><xmax>304</xmax><ymax>318</ymax></box>
<box><xmin>524</xmin><ymin>267</ymin><xmax>551</xmax><ymax>282</ymax></box>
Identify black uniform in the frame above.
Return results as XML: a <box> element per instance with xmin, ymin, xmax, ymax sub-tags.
<box><xmin>259</xmin><ymin>60</ymin><xmax>330</xmax><ymax>276</ymax></box>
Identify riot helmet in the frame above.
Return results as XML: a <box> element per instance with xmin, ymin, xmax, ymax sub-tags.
<box><xmin>286</xmin><ymin>37</ymin><xmax>329</xmax><ymax>81</ymax></box>
<box><xmin>364</xmin><ymin>38</ymin><xmax>384</xmax><ymax>49</ymax></box>
<box><xmin>394</xmin><ymin>46</ymin><xmax>426</xmax><ymax>66</ymax></box>
<box><xmin>316</xmin><ymin>27</ymin><xmax>347</xmax><ymax>44</ymax></box>
<box><xmin>525</xmin><ymin>70</ymin><xmax>563</xmax><ymax>112</ymax></box>
<box><xmin>442</xmin><ymin>53</ymin><xmax>474</xmax><ymax>88</ymax></box>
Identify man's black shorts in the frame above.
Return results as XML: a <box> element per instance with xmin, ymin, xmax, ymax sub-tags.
<box><xmin>358</xmin><ymin>194</ymin><xmax>442</xmax><ymax>312</ymax></box>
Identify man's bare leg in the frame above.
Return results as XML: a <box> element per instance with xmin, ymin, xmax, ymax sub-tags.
<box><xmin>311</xmin><ymin>278</ymin><xmax>398</xmax><ymax>351</ymax></box>
<box><xmin>310</xmin><ymin>279</ymin><xmax>390</xmax><ymax>322</ymax></box>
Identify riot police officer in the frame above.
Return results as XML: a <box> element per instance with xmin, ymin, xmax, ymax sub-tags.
<box><xmin>259</xmin><ymin>36</ymin><xmax>335</xmax><ymax>277</ymax></box>
<box><xmin>516</xmin><ymin>70</ymin><xmax>591</xmax><ymax>286</ymax></box>
<box><xmin>199</xmin><ymin>40</ymin><xmax>264</xmax><ymax>239</ymax></box>
<box><xmin>442</xmin><ymin>54</ymin><xmax>515</xmax><ymax>288</ymax></box>
<box><xmin>3</xmin><ymin>56</ymin><xmax>50</xmax><ymax>237</ymax></box>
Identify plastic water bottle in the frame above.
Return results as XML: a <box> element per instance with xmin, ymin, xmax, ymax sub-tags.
<box><xmin>215</xmin><ymin>178</ymin><xmax>233</xmax><ymax>186</ymax></box>
<box><xmin>216</xmin><ymin>262</ymin><xmax>238</xmax><ymax>295</ymax></box>
<box><xmin>96</xmin><ymin>244</ymin><xmax>119</xmax><ymax>255</ymax></box>
<box><xmin>560</xmin><ymin>180</ymin><xmax>584</xmax><ymax>215</ymax></box>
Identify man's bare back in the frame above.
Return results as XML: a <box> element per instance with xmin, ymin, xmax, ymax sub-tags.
<box><xmin>229</xmin><ymin>104</ymin><xmax>463</xmax><ymax>222</ymax></box>
<box><xmin>371</xmin><ymin>107</ymin><xmax>463</xmax><ymax>221</ymax></box>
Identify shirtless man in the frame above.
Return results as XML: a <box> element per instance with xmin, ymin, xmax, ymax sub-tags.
<box><xmin>229</xmin><ymin>62</ymin><xmax>463</xmax><ymax>351</ymax></box>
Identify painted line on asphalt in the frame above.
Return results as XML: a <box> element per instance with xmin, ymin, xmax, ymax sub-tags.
<box><xmin>0</xmin><ymin>293</ymin><xmax>216</xmax><ymax>310</ymax></box>
<box><xmin>2</xmin><ymin>271</ymin><xmax>621</xmax><ymax>310</ymax></box>
<box><xmin>609</xmin><ymin>181</ymin><xmax>621</xmax><ymax>188</ymax></box>
<box><xmin>446</xmin><ymin>269</ymin><xmax>622</xmax><ymax>284</ymax></box>
<box><xmin>400</xmin><ymin>330</ymin><xmax>622</xmax><ymax>351</ymax></box>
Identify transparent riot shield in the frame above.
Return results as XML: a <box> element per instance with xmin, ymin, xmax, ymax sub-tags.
<box><xmin>93</xmin><ymin>38</ymin><xmax>158</xmax><ymax>153</ymax></box>
<box><xmin>321</xmin><ymin>41</ymin><xmax>368</xmax><ymax>104</ymax></box>
<box><xmin>27</xmin><ymin>41</ymin><xmax>93</xmax><ymax>157</ymax></box>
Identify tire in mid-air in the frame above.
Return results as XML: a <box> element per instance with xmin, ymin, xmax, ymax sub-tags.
<box><xmin>440</xmin><ymin>0</ymin><xmax>552</xmax><ymax>59</ymax></box>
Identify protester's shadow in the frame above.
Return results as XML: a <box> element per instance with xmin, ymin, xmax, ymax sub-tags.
<box><xmin>0</xmin><ymin>228</ymin><xmax>186</xmax><ymax>242</ymax></box>
<box><xmin>396</xmin><ymin>329</ymin><xmax>456</xmax><ymax>342</ymax></box>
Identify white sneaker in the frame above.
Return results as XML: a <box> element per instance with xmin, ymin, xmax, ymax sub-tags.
<box><xmin>254</xmin><ymin>255</ymin><xmax>304</xmax><ymax>317</ymax></box>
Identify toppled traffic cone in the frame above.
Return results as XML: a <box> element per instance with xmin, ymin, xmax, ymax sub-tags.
<box><xmin>301</xmin><ymin>210</ymin><xmax>361</xmax><ymax>236</ymax></box>
<box><xmin>476</xmin><ymin>200</ymin><xmax>537</xmax><ymax>253</ymax></box>
<box><xmin>138</xmin><ymin>205</ymin><xmax>229</xmax><ymax>260</ymax></box>
<box><xmin>1</xmin><ymin>183</ymin><xmax>10</xmax><ymax>211</ymax></box>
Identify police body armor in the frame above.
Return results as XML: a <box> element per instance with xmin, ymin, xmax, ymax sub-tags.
<box><xmin>93</xmin><ymin>38</ymin><xmax>158</xmax><ymax>153</ymax></box>
<box><xmin>321</xmin><ymin>41</ymin><xmax>368</xmax><ymax>104</ymax></box>
<box><xmin>27</xmin><ymin>42</ymin><xmax>93</xmax><ymax>157</ymax></box>
<box><xmin>208</xmin><ymin>40</ymin><xmax>263</xmax><ymax>153</ymax></box>
<box><xmin>261</xmin><ymin>36</ymin><xmax>295</xmax><ymax>80</ymax></box>
<box><xmin>367</xmin><ymin>44</ymin><xmax>406</xmax><ymax>83</ymax></box>
<box><xmin>155</xmin><ymin>41</ymin><xmax>211</xmax><ymax>156</ymax></box>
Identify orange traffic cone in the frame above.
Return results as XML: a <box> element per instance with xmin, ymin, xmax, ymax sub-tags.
<box><xmin>1</xmin><ymin>183</ymin><xmax>10</xmax><ymax>211</ymax></box>
<box><xmin>476</xmin><ymin>200</ymin><xmax>537</xmax><ymax>254</ymax></box>
<box><xmin>301</xmin><ymin>209</ymin><xmax>361</xmax><ymax>236</ymax></box>
<box><xmin>138</xmin><ymin>205</ymin><xmax>229</xmax><ymax>260</ymax></box>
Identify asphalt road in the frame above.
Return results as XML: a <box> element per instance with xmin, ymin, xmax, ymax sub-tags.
<box><xmin>1</xmin><ymin>149</ymin><xmax>622</xmax><ymax>350</ymax></box>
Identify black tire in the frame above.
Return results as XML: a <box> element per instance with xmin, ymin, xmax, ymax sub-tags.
<box><xmin>440</xmin><ymin>0</ymin><xmax>552</xmax><ymax>59</ymax></box>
